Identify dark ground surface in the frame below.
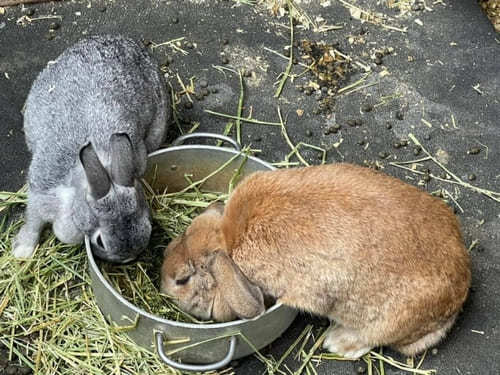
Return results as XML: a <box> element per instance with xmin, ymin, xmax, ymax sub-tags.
<box><xmin>0</xmin><ymin>0</ymin><xmax>499</xmax><ymax>374</ymax></box>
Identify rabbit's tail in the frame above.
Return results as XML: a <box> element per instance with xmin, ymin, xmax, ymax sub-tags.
<box><xmin>392</xmin><ymin>313</ymin><xmax>457</xmax><ymax>356</ymax></box>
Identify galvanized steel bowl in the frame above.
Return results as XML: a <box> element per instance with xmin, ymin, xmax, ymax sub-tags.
<box><xmin>86</xmin><ymin>133</ymin><xmax>298</xmax><ymax>372</ymax></box>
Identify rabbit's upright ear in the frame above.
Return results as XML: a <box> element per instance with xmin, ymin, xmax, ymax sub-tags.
<box><xmin>80</xmin><ymin>143</ymin><xmax>111</xmax><ymax>200</ymax></box>
<box><xmin>110</xmin><ymin>133</ymin><xmax>135</xmax><ymax>187</ymax></box>
<box><xmin>210</xmin><ymin>251</ymin><xmax>265</xmax><ymax>319</ymax></box>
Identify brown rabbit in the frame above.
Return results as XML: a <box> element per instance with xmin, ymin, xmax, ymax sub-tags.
<box><xmin>161</xmin><ymin>163</ymin><xmax>471</xmax><ymax>359</ymax></box>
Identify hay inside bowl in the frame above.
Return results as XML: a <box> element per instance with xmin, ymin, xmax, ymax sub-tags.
<box><xmin>98</xmin><ymin>187</ymin><xmax>228</xmax><ymax>324</ymax></box>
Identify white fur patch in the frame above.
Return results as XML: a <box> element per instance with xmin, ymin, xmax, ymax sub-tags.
<box><xmin>56</xmin><ymin>185</ymin><xmax>76</xmax><ymax>208</ymax></box>
<box><xmin>323</xmin><ymin>324</ymin><xmax>373</xmax><ymax>359</ymax></box>
<box><xmin>56</xmin><ymin>185</ymin><xmax>75</xmax><ymax>202</ymax></box>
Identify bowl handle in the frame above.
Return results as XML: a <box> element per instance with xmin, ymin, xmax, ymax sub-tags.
<box><xmin>155</xmin><ymin>331</ymin><xmax>237</xmax><ymax>372</ymax></box>
<box><xmin>171</xmin><ymin>132</ymin><xmax>241</xmax><ymax>151</ymax></box>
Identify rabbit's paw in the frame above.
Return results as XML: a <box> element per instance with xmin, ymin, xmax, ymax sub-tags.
<box><xmin>323</xmin><ymin>324</ymin><xmax>372</xmax><ymax>360</ymax></box>
<box><xmin>12</xmin><ymin>226</ymin><xmax>39</xmax><ymax>258</ymax></box>
<box><xmin>12</xmin><ymin>241</ymin><xmax>36</xmax><ymax>258</ymax></box>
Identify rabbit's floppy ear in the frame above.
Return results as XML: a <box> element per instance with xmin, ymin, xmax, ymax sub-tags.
<box><xmin>210</xmin><ymin>251</ymin><xmax>265</xmax><ymax>319</ymax></box>
<box><xmin>80</xmin><ymin>142</ymin><xmax>111</xmax><ymax>200</ymax></box>
<box><xmin>110</xmin><ymin>133</ymin><xmax>135</xmax><ymax>187</ymax></box>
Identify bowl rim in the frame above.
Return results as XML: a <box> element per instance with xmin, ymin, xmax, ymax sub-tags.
<box><xmin>86</xmin><ymin>143</ymin><xmax>285</xmax><ymax>330</ymax></box>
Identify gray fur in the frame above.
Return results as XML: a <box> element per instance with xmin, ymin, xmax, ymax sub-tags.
<box><xmin>13</xmin><ymin>35</ymin><xmax>171</xmax><ymax>263</ymax></box>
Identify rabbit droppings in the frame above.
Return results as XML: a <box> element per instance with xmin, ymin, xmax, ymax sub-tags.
<box><xmin>12</xmin><ymin>35</ymin><xmax>171</xmax><ymax>263</ymax></box>
<box><xmin>161</xmin><ymin>163</ymin><xmax>471</xmax><ymax>359</ymax></box>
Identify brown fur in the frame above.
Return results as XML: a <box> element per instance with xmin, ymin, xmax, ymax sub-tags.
<box><xmin>161</xmin><ymin>163</ymin><xmax>471</xmax><ymax>358</ymax></box>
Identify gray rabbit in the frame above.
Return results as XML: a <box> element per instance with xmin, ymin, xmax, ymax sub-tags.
<box><xmin>12</xmin><ymin>35</ymin><xmax>171</xmax><ymax>263</ymax></box>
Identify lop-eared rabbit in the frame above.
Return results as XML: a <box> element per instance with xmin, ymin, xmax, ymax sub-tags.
<box><xmin>161</xmin><ymin>163</ymin><xmax>471</xmax><ymax>359</ymax></box>
<box><xmin>13</xmin><ymin>35</ymin><xmax>170</xmax><ymax>263</ymax></box>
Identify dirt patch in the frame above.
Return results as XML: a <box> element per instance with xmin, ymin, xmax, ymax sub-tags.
<box><xmin>223</xmin><ymin>45</ymin><xmax>270</xmax><ymax>88</ymax></box>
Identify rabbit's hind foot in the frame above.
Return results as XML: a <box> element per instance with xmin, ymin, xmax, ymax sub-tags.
<box><xmin>323</xmin><ymin>323</ymin><xmax>373</xmax><ymax>360</ymax></box>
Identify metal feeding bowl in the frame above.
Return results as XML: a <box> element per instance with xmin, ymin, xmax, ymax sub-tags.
<box><xmin>85</xmin><ymin>133</ymin><xmax>298</xmax><ymax>372</ymax></box>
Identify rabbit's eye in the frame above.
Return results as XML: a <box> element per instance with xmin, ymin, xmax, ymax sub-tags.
<box><xmin>91</xmin><ymin>231</ymin><xmax>106</xmax><ymax>251</ymax></box>
<box><xmin>96</xmin><ymin>235</ymin><xmax>105</xmax><ymax>249</ymax></box>
<box><xmin>176</xmin><ymin>276</ymin><xmax>190</xmax><ymax>285</ymax></box>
